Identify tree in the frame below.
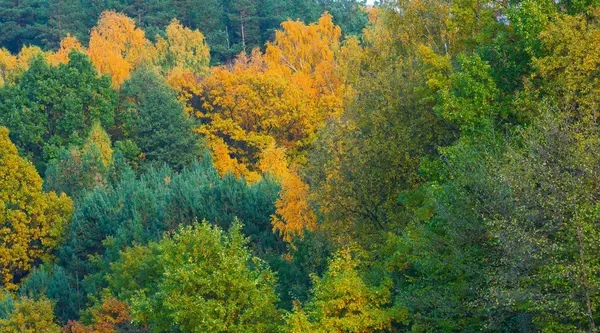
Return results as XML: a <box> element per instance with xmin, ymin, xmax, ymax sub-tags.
<box><xmin>0</xmin><ymin>127</ymin><xmax>73</xmax><ymax>290</ymax></box>
<box><xmin>226</xmin><ymin>0</ymin><xmax>260</xmax><ymax>52</ymax></box>
<box><xmin>107</xmin><ymin>221</ymin><xmax>282</xmax><ymax>332</ymax></box>
<box><xmin>0</xmin><ymin>296</ymin><xmax>61</xmax><ymax>333</ymax></box>
<box><xmin>259</xmin><ymin>145</ymin><xmax>316</xmax><ymax>243</ymax></box>
<box><xmin>156</xmin><ymin>19</ymin><xmax>211</xmax><ymax>76</ymax></box>
<box><xmin>536</xmin><ymin>7</ymin><xmax>600</xmax><ymax>125</ymax></box>
<box><xmin>58</xmin><ymin>156</ymin><xmax>280</xmax><ymax>298</ymax></box>
<box><xmin>120</xmin><ymin>68</ymin><xmax>198</xmax><ymax>170</ymax></box>
<box><xmin>195</xmin><ymin>14</ymin><xmax>347</xmax><ymax>180</ymax></box>
<box><xmin>0</xmin><ymin>52</ymin><xmax>117</xmax><ymax>172</ymax></box>
<box><xmin>62</xmin><ymin>297</ymin><xmax>133</xmax><ymax>333</ymax></box>
<box><xmin>309</xmin><ymin>6</ymin><xmax>455</xmax><ymax>246</ymax></box>
<box><xmin>285</xmin><ymin>249</ymin><xmax>402</xmax><ymax>332</ymax></box>
<box><xmin>47</xmin><ymin>34</ymin><xmax>83</xmax><ymax>66</ymax></box>
<box><xmin>42</xmin><ymin>0</ymin><xmax>87</xmax><ymax>50</ymax></box>
<box><xmin>87</xmin><ymin>11</ymin><xmax>153</xmax><ymax>87</ymax></box>
<box><xmin>44</xmin><ymin>122</ymin><xmax>113</xmax><ymax>198</ymax></box>
<box><xmin>0</xmin><ymin>0</ymin><xmax>48</xmax><ymax>53</ymax></box>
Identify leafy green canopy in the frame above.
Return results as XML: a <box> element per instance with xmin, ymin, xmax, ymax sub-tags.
<box><xmin>0</xmin><ymin>52</ymin><xmax>116</xmax><ymax>172</ymax></box>
<box><xmin>107</xmin><ymin>221</ymin><xmax>282</xmax><ymax>332</ymax></box>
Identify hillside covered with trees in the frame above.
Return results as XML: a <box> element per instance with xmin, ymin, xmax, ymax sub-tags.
<box><xmin>2</xmin><ymin>0</ymin><xmax>600</xmax><ymax>332</ymax></box>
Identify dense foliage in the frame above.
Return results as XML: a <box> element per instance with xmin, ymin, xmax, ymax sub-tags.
<box><xmin>4</xmin><ymin>0</ymin><xmax>600</xmax><ymax>332</ymax></box>
<box><xmin>0</xmin><ymin>0</ymin><xmax>368</xmax><ymax>63</ymax></box>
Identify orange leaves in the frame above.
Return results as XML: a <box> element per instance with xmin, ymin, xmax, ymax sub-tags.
<box><xmin>88</xmin><ymin>11</ymin><xmax>153</xmax><ymax>87</ymax></box>
<box><xmin>197</xmin><ymin>13</ymin><xmax>346</xmax><ymax>174</ymax></box>
<box><xmin>259</xmin><ymin>146</ymin><xmax>316</xmax><ymax>243</ymax></box>
<box><xmin>39</xmin><ymin>12</ymin><xmax>211</xmax><ymax>91</ymax></box>
<box><xmin>48</xmin><ymin>34</ymin><xmax>82</xmax><ymax>66</ymax></box>
<box><xmin>210</xmin><ymin>139</ymin><xmax>260</xmax><ymax>182</ymax></box>
<box><xmin>189</xmin><ymin>14</ymin><xmax>348</xmax><ymax>242</ymax></box>
<box><xmin>63</xmin><ymin>298</ymin><xmax>131</xmax><ymax>333</ymax></box>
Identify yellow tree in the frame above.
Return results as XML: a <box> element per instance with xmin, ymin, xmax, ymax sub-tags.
<box><xmin>0</xmin><ymin>46</ymin><xmax>46</xmax><ymax>86</ymax></box>
<box><xmin>196</xmin><ymin>13</ymin><xmax>348</xmax><ymax>175</ymax></box>
<box><xmin>264</xmin><ymin>13</ymin><xmax>346</xmax><ymax>139</ymax></box>
<box><xmin>156</xmin><ymin>19</ymin><xmax>211</xmax><ymax>76</ymax></box>
<box><xmin>0</xmin><ymin>296</ymin><xmax>61</xmax><ymax>333</ymax></box>
<box><xmin>190</xmin><ymin>14</ymin><xmax>348</xmax><ymax>241</ymax></box>
<box><xmin>536</xmin><ymin>8</ymin><xmax>600</xmax><ymax>125</ymax></box>
<box><xmin>0</xmin><ymin>127</ymin><xmax>73</xmax><ymax>290</ymax></box>
<box><xmin>88</xmin><ymin>11</ymin><xmax>153</xmax><ymax>87</ymax></box>
<box><xmin>285</xmin><ymin>249</ymin><xmax>402</xmax><ymax>332</ymax></box>
<box><xmin>0</xmin><ymin>48</ymin><xmax>16</xmax><ymax>86</ymax></box>
<box><xmin>83</xmin><ymin>122</ymin><xmax>114</xmax><ymax>168</ymax></box>
<box><xmin>265</xmin><ymin>13</ymin><xmax>343</xmax><ymax>97</ymax></box>
<box><xmin>195</xmin><ymin>50</ymin><xmax>292</xmax><ymax>179</ymax></box>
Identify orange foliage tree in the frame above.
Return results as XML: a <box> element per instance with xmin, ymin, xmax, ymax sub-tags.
<box><xmin>48</xmin><ymin>34</ymin><xmax>83</xmax><ymax>66</ymax></box>
<box><xmin>259</xmin><ymin>145</ymin><xmax>316</xmax><ymax>243</ymax></box>
<box><xmin>62</xmin><ymin>297</ymin><xmax>131</xmax><ymax>333</ymax></box>
<box><xmin>87</xmin><ymin>11</ymin><xmax>153</xmax><ymax>87</ymax></box>
<box><xmin>194</xmin><ymin>13</ymin><xmax>347</xmax><ymax>174</ymax></box>
<box><xmin>185</xmin><ymin>13</ymin><xmax>349</xmax><ymax>241</ymax></box>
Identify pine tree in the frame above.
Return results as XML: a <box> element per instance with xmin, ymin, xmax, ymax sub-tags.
<box><xmin>121</xmin><ymin>68</ymin><xmax>198</xmax><ymax>170</ymax></box>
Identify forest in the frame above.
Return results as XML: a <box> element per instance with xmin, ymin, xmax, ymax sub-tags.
<box><xmin>1</xmin><ymin>0</ymin><xmax>600</xmax><ymax>332</ymax></box>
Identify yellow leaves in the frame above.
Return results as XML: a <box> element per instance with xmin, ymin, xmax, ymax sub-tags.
<box><xmin>0</xmin><ymin>48</ymin><xmax>17</xmax><ymax>86</ymax></box>
<box><xmin>0</xmin><ymin>297</ymin><xmax>61</xmax><ymax>333</ymax></box>
<box><xmin>266</xmin><ymin>13</ymin><xmax>341</xmax><ymax>75</ymax></box>
<box><xmin>83</xmin><ymin>122</ymin><xmax>114</xmax><ymax>168</ymax></box>
<box><xmin>285</xmin><ymin>249</ymin><xmax>402</xmax><ymax>332</ymax></box>
<box><xmin>16</xmin><ymin>46</ymin><xmax>46</xmax><ymax>69</ymax></box>
<box><xmin>417</xmin><ymin>44</ymin><xmax>452</xmax><ymax>90</ymax></box>
<box><xmin>266</xmin><ymin>13</ymin><xmax>343</xmax><ymax>98</ymax></box>
<box><xmin>48</xmin><ymin>34</ymin><xmax>82</xmax><ymax>66</ymax></box>
<box><xmin>166</xmin><ymin>67</ymin><xmax>200</xmax><ymax>113</ymax></box>
<box><xmin>157</xmin><ymin>19</ymin><xmax>211</xmax><ymax>76</ymax></box>
<box><xmin>186</xmin><ymin>14</ymin><xmax>347</xmax><ymax>242</ymax></box>
<box><xmin>88</xmin><ymin>11</ymin><xmax>153</xmax><ymax>87</ymax></box>
<box><xmin>0</xmin><ymin>46</ymin><xmax>45</xmax><ymax>86</ymax></box>
<box><xmin>210</xmin><ymin>139</ymin><xmax>260</xmax><ymax>182</ymax></box>
<box><xmin>0</xmin><ymin>127</ymin><xmax>73</xmax><ymax>290</ymax></box>
<box><xmin>536</xmin><ymin>8</ymin><xmax>600</xmax><ymax>124</ymax></box>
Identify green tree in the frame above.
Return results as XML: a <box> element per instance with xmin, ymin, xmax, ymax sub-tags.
<box><xmin>0</xmin><ymin>0</ymin><xmax>48</xmax><ymax>53</ymax></box>
<box><xmin>42</xmin><ymin>0</ymin><xmax>87</xmax><ymax>49</ymax></box>
<box><xmin>0</xmin><ymin>51</ymin><xmax>117</xmax><ymax>172</ymax></box>
<box><xmin>107</xmin><ymin>221</ymin><xmax>282</xmax><ymax>332</ymax></box>
<box><xmin>309</xmin><ymin>5</ymin><xmax>455</xmax><ymax>246</ymax></box>
<box><xmin>226</xmin><ymin>0</ymin><xmax>260</xmax><ymax>52</ymax></box>
<box><xmin>44</xmin><ymin>123</ymin><xmax>112</xmax><ymax>198</ymax></box>
<box><xmin>120</xmin><ymin>68</ymin><xmax>198</xmax><ymax>170</ymax></box>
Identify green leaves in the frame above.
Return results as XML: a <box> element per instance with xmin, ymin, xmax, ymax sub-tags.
<box><xmin>285</xmin><ymin>249</ymin><xmax>403</xmax><ymax>333</ymax></box>
<box><xmin>0</xmin><ymin>52</ymin><xmax>117</xmax><ymax>172</ymax></box>
<box><xmin>120</xmin><ymin>68</ymin><xmax>198</xmax><ymax>171</ymax></box>
<box><xmin>108</xmin><ymin>221</ymin><xmax>282</xmax><ymax>332</ymax></box>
